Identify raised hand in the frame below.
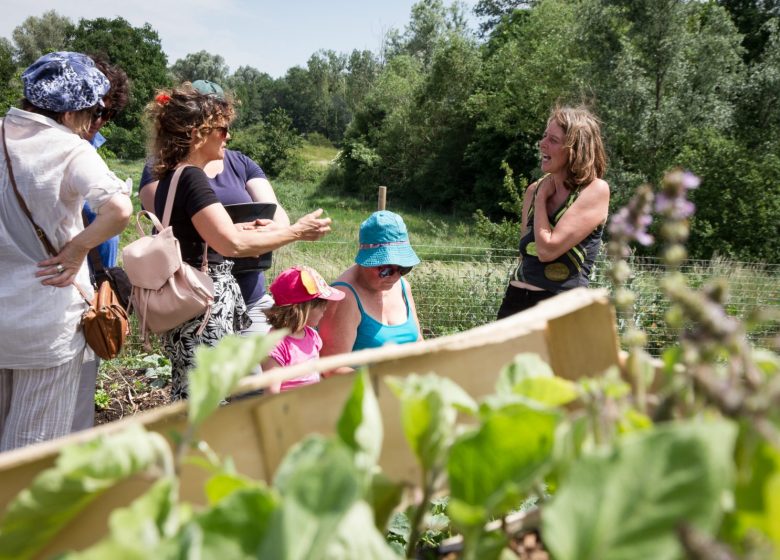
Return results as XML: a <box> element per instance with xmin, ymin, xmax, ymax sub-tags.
<box><xmin>291</xmin><ymin>208</ymin><xmax>332</xmax><ymax>241</ymax></box>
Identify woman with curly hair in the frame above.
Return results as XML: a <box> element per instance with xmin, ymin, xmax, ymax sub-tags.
<box><xmin>497</xmin><ymin>105</ymin><xmax>610</xmax><ymax>318</ymax></box>
<box><xmin>146</xmin><ymin>84</ymin><xmax>331</xmax><ymax>400</ymax></box>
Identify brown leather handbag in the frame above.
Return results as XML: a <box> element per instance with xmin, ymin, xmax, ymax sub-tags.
<box><xmin>2</xmin><ymin>122</ymin><xmax>129</xmax><ymax>360</ymax></box>
<box><xmin>76</xmin><ymin>281</ymin><xmax>130</xmax><ymax>360</ymax></box>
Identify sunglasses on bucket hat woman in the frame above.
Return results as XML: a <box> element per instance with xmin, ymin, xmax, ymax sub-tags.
<box><xmin>318</xmin><ymin>210</ymin><xmax>423</xmax><ymax>372</ymax></box>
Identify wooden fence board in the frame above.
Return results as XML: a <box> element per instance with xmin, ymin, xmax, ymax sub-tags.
<box><xmin>0</xmin><ymin>288</ymin><xmax>619</xmax><ymax>557</ymax></box>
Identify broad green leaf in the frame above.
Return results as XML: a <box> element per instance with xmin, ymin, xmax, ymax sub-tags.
<box><xmin>495</xmin><ymin>353</ymin><xmax>555</xmax><ymax>395</ymax></box>
<box><xmin>204</xmin><ymin>472</ymin><xmax>259</xmax><ymax>505</ymax></box>
<box><xmin>512</xmin><ymin>376</ymin><xmax>579</xmax><ymax>407</ymax></box>
<box><xmin>323</xmin><ymin>501</ymin><xmax>402</xmax><ymax>559</ymax></box>
<box><xmin>64</xmin><ymin>478</ymin><xmax>180</xmax><ymax>560</ymax></box>
<box><xmin>191</xmin><ymin>486</ymin><xmax>279</xmax><ymax>559</ymax></box>
<box><xmin>722</xmin><ymin>423</ymin><xmax>780</xmax><ymax>548</ymax></box>
<box><xmin>386</xmin><ymin>510</ymin><xmax>411</xmax><ymax>554</ymax></box>
<box><xmin>386</xmin><ymin>374</ymin><xmax>477</xmax><ymax>472</ymax></box>
<box><xmin>542</xmin><ymin>419</ymin><xmax>737</xmax><ymax>560</ymax></box>
<box><xmin>448</xmin><ymin>402</ymin><xmax>558</xmax><ymax>528</ymax></box>
<box><xmin>495</xmin><ymin>353</ymin><xmax>578</xmax><ymax>406</ymax></box>
<box><xmin>337</xmin><ymin>369</ymin><xmax>383</xmax><ymax>474</ymax></box>
<box><xmin>0</xmin><ymin>425</ymin><xmax>171</xmax><ymax>560</ymax></box>
<box><xmin>188</xmin><ymin>332</ymin><xmax>284</xmax><ymax>427</ymax></box>
<box><xmin>261</xmin><ymin>436</ymin><xmax>363</xmax><ymax>559</ymax></box>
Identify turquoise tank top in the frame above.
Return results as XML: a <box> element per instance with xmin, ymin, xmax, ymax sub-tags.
<box><xmin>332</xmin><ymin>279</ymin><xmax>420</xmax><ymax>351</ymax></box>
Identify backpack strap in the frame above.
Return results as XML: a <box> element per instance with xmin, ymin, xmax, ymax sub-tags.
<box><xmin>162</xmin><ymin>165</ymin><xmax>210</xmax><ymax>273</ymax></box>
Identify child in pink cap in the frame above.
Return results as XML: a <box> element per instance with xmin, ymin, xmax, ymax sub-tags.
<box><xmin>262</xmin><ymin>266</ymin><xmax>345</xmax><ymax>391</ymax></box>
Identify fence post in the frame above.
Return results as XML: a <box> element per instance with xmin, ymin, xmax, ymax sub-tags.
<box><xmin>378</xmin><ymin>186</ymin><xmax>387</xmax><ymax>211</ymax></box>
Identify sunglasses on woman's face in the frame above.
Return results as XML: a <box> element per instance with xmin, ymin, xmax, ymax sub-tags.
<box><xmin>92</xmin><ymin>105</ymin><xmax>116</xmax><ymax>122</ymax></box>
<box><xmin>377</xmin><ymin>265</ymin><xmax>413</xmax><ymax>278</ymax></box>
<box><xmin>212</xmin><ymin>126</ymin><xmax>229</xmax><ymax>138</ymax></box>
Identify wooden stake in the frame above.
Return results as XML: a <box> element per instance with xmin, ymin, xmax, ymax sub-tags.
<box><xmin>377</xmin><ymin>186</ymin><xmax>387</xmax><ymax>211</ymax></box>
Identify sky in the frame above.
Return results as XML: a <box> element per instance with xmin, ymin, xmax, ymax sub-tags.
<box><xmin>2</xmin><ymin>0</ymin><xmax>479</xmax><ymax>78</ymax></box>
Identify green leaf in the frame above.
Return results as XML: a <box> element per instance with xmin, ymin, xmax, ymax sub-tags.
<box><xmin>448</xmin><ymin>402</ymin><xmax>558</xmax><ymax>528</ymax></box>
<box><xmin>261</xmin><ymin>436</ymin><xmax>365</xmax><ymax>559</ymax></box>
<box><xmin>0</xmin><ymin>425</ymin><xmax>171</xmax><ymax>560</ymax></box>
<box><xmin>191</xmin><ymin>486</ymin><xmax>279</xmax><ymax>559</ymax></box>
<box><xmin>188</xmin><ymin>332</ymin><xmax>284</xmax><ymax>427</ymax></box>
<box><xmin>495</xmin><ymin>353</ymin><xmax>555</xmax><ymax>395</ymax></box>
<box><xmin>722</xmin><ymin>423</ymin><xmax>780</xmax><ymax>548</ymax></box>
<box><xmin>542</xmin><ymin>419</ymin><xmax>738</xmax><ymax>560</ymax></box>
<box><xmin>323</xmin><ymin>501</ymin><xmax>402</xmax><ymax>559</ymax></box>
<box><xmin>495</xmin><ymin>353</ymin><xmax>578</xmax><ymax>406</ymax></box>
<box><xmin>204</xmin><ymin>472</ymin><xmax>259</xmax><ymax>505</ymax></box>
<box><xmin>386</xmin><ymin>374</ymin><xmax>477</xmax><ymax>472</ymax></box>
<box><xmin>337</xmin><ymin>369</ymin><xmax>383</xmax><ymax>475</ymax></box>
<box><xmin>64</xmin><ymin>478</ymin><xmax>181</xmax><ymax>560</ymax></box>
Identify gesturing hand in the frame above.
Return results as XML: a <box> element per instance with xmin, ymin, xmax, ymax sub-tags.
<box><xmin>291</xmin><ymin>208</ymin><xmax>332</xmax><ymax>241</ymax></box>
<box><xmin>36</xmin><ymin>241</ymin><xmax>89</xmax><ymax>288</ymax></box>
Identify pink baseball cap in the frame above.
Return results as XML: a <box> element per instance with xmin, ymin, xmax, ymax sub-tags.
<box><xmin>269</xmin><ymin>266</ymin><xmax>345</xmax><ymax>306</ymax></box>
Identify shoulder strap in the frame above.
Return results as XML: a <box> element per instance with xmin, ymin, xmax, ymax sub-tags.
<box><xmin>2</xmin><ymin>122</ymin><xmax>58</xmax><ymax>256</ymax></box>
<box><xmin>162</xmin><ymin>165</ymin><xmax>187</xmax><ymax>228</ymax></box>
<box><xmin>331</xmin><ymin>281</ymin><xmax>367</xmax><ymax>315</ymax></box>
<box><xmin>3</xmin><ymin>123</ymin><xmax>92</xmax><ymax>303</ymax></box>
<box><xmin>162</xmin><ymin>164</ymin><xmax>209</xmax><ymax>272</ymax></box>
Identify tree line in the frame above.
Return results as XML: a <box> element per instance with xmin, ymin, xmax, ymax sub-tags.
<box><xmin>1</xmin><ymin>1</ymin><xmax>778</xmax><ymax>262</ymax></box>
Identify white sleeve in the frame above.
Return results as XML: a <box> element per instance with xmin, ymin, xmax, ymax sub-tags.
<box><xmin>62</xmin><ymin>143</ymin><xmax>128</xmax><ymax>210</ymax></box>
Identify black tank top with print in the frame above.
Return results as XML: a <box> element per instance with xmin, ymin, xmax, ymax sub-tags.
<box><xmin>512</xmin><ymin>176</ymin><xmax>604</xmax><ymax>294</ymax></box>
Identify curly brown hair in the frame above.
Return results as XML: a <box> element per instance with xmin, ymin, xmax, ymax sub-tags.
<box><xmin>548</xmin><ymin>105</ymin><xmax>607</xmax><ymax>191</ymax></box>
<box><xmin>145</xmin><ymin>83</ymin><xmax>235</xmax><ymax>179</ymax></box>
<box><xmin>264</xmin><ymin>299</ymin><xmax>328</xmax><ymax>333</ymax></box>
<box><xmin>89</xmin><ymin>54</ymin><xmax>130</xmax><ymax>117</ymax></box>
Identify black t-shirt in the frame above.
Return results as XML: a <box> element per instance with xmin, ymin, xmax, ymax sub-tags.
<box><xmin>154</xmin><ymin>166</ymin><xmax>223</xmax><ymax>266</ymax></box>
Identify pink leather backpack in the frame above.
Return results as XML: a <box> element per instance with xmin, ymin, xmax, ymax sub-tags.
<box><xmin>123</xmin><ymin>166</ymin><xmax>214</xmax><ymax>339</ymax></box>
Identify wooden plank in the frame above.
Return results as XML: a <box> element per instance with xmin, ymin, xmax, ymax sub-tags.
<box><xmin>0</xmin><ymin>288</ymin><xmax>618</xmax><ymax>557</ymax></box>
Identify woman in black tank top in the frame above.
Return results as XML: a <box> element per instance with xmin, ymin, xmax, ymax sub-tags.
<box><xmin>497</xmin><ymin>105</ymin><xmax>610</xmax><ymax>319</ymax></box>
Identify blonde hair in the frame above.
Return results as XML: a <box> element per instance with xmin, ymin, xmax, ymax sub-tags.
<box><xmin>20</xmin><ymin>100</ymin><xmax>95</xmax><ymax>137</ymax></box>
<box><xmin>265</xmin><ymin>299</ymin><xmax>328</xmax><ymax>333</ymax></box>
<box><xmin>548</xmin><ymin>105</ymin><xmax>607</xmax><ymax>190</ymax></box>
<box><xmin>145</xmin><ymin>83</ymin><xmax>235</xmax><ymax>179</ymax></box>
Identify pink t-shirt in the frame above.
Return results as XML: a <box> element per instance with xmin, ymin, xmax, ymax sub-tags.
<box><xmin>268</xmin><ymin>326</ymin><xmax>322</xmax><ymax>391</ymax></box>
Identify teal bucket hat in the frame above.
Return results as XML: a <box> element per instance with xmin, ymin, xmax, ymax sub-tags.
<box><xmin>355</xmin><ymin>211</ymin><xmax>420</xmax><ymax>268</ymax></box>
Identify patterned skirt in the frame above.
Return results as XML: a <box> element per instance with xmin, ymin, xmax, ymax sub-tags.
<box><xmin>162</xmin><ymin>261</ymin><xmax>251</xmax><ymax>401</ymax></box>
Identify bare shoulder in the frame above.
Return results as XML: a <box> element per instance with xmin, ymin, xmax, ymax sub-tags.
<box><xmin>586</xmin><ymin>178</ymin><xmax>610</xmax><ymax>195</ymax></box>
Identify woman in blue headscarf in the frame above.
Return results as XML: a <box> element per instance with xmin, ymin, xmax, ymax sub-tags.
<box><xmin>0</xmin><ymin>52</ymin><xmax>132</xmax><ymax>451</ymax></box>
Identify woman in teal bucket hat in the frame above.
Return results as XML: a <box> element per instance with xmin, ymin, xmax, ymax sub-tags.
<box><xmin>319</xmin><ymin>211</ymin><xmax>422</xmax><ymax>373</ymax></box>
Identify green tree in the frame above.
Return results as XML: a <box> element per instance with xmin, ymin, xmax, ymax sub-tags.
<box><xmin>387</xmin><ymin>0</ymin><xmax>471</xmax><ymax>68</ymax></box>
<box><xmin>170</xmin><ymin>50</ymin><xmax>229</xmax><ymax>83</ymax></box>
<box><xmin>0</xmin><ymin>38</ymin><xmax>21</xmax><ymax>115</ymax></box>
<box><xmin>11</xmin><ymin>10</ymin><xmax>73</xmax><ymax>66</ymax></box>
<box><xmin>67</xmin><ymin>17</ymin><xmax>170</xmax><ymax>158</ymax></box>
<box><xmin>473</xmin><ymin>0</ymin><xmax>533</xmax><ymax>37</ymax></box>
<box><xmin>225</xmin><ymin>65</ymin><xmax>278</xmax><ymax>128</ymax></box>
<box><xmin>717</xmin><ymin>0</ymin><xmax>780</xmax><ymax>63</ymax></box>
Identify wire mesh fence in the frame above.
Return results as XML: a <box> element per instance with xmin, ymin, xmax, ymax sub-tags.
<box><xmin>270</xmin><ymin>243</ymin><xmax>780</xmax><ymax>355</ymax></box>
<box><xmin>123</xmin><ymin>242</ymin><xmax>779</xmax><ymax>357</ymax></box>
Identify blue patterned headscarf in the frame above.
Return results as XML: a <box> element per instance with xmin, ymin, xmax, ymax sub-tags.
<box><xmin>22</xmin><ymin>52</ymin><xmax>110</xmax><ymax>113</ymax></box>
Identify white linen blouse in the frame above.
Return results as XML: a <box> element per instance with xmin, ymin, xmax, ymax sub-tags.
<box><xmin>0</xmin><ymin>107</ymin><xmax>128</xmax><ymax>369</ymax></box>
